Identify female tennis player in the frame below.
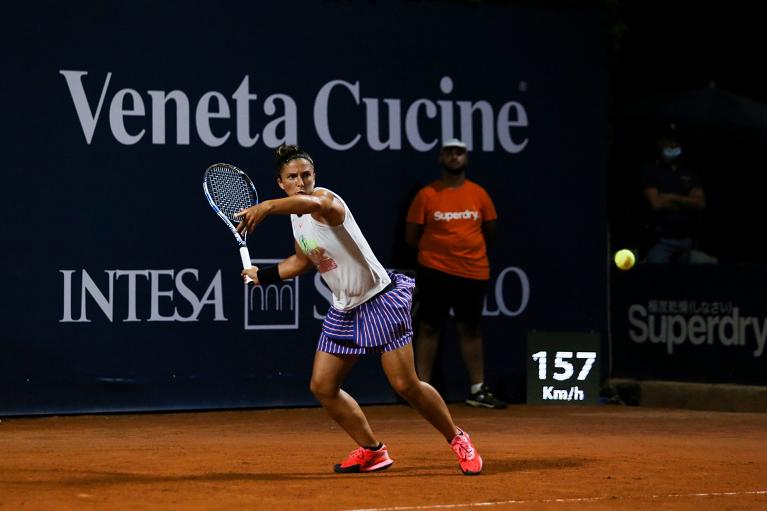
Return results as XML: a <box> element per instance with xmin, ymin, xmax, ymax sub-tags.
<box><xmin>233</xmin><ymin>144</ymin><xmax>483</xmax><ymax>475</ymax></box>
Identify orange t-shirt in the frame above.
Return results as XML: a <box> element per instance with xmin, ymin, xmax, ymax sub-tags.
<box><xmin>406</xmin><ymin>179</ymin><xmax>497</xmax><ymax>280</ymax></box>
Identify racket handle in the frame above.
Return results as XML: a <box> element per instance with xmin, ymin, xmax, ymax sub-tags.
<box><xmin>239</xmin><ymin>246</ymin><xmax>253</xmax><ymax>284</ymax></box>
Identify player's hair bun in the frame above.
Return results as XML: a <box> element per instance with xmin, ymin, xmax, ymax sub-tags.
<box><xmin>275</xmin><ymin>144</ymin><xmax>314</xmax><ymax>175</ymax></box>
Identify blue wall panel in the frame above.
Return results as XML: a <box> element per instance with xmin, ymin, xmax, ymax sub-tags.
<box><xmin>1</xmin><ymin>1</ymin><xmax>608</xmax><ymax>415</ymax></box>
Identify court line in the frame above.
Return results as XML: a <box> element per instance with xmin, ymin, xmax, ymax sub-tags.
<box><xmin>342</xmin><ymin>490</ymin><xmax>767</xmax><ymax>511</ymax></box>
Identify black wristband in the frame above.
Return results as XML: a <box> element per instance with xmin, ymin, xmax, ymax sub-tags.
<box><xmin>256</xmin><ymin>265</ymin><xmax>282</xmax><ymax>286</ymax></box>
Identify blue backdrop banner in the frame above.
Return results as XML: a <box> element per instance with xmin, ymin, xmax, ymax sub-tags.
<box><xmin>1</xmin><ymin>1</ymin><xmax>608</xmax><ymax>415</ymax></box>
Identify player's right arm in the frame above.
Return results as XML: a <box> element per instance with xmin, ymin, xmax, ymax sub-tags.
<box><xmin>235</xmin><ymin>192</ymin><xmax>343</xmax><ymax>234</ymax></box>
<box><xmin>241</xmin><ymin>241</ymin><xmax>313</xmax><ymax>285</ymax></box>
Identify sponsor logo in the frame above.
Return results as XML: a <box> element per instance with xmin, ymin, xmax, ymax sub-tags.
<box><xmin>482</xmin><ymin>267</ymin><xmax>530</xmax><ymax>317</ymax></box>
<box><xmin>628</xmin><ymin>301</ymin><xmax>767</xmax><ymax>357</ymax></box>
<box><xmin>60</xmin><ymin>71</ymin><xmax>529</xmax><ymax>153</ymax></box>
<box><xmin>313</xmin><ymin>265</ymin><xmax>529</xmax><ymax>321</ymax></box>
<box><xmin>59</xmin><ymin>264</ymin><xmax>529</xmax><ymax>328</ymax></box>
<box><xmin>433</xmin><ymin>210</ymin><xmax>480</xmax><ymax>222</ymax></box>
<box><xmin>244</xmin><ymin>259</ymin><xmax>300</xmax><ymax>330</ymax></box>
<box><xmin>60</xmin><ymin>269</ymin><xmax>225</xmax><ymax>322</ymax></box>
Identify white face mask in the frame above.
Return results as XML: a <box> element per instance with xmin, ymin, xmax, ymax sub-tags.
<box><xmin>662</xmin><ymin>146</ymin><xmax>682</xmax><ymax>159</ymax></box>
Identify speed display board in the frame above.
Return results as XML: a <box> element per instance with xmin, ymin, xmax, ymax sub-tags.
<box><xmin>526</xmin><ymin>332</ymin><xmax>601</xmax><ymax>404</ymax></box>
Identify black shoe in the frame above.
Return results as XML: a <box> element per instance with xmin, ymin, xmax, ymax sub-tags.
<box><xmin>466</xmin><ymin>384</ymin><xmax>507</xmax><ymax>409</ymax></box>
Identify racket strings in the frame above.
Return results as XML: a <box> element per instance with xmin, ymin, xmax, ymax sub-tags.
<box><xmin>205</xmin><ymin>166</ymin><xmax>258</xmax><ymax>223</ymax></box>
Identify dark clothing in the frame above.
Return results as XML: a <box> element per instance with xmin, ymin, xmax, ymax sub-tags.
<box><xmin>640</xmin><ymin>161</ymin><xmax>703</xmax><ymax>239</ymax></box>
<box><xmin>415</xmin><ymin>265</ymin><xmax>487</xmax><ymax>330</ymax></box>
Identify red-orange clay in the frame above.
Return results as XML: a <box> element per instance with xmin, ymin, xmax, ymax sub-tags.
<box><xmin>1</xmin><ymin>404</ymin><xmax>766</xmax><ymax>510</ymax></box>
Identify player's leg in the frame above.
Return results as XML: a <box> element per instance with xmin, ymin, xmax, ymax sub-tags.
<box><xmin>413</xmin><ymin>266</ymin><xmax>450</xmax><ymax>382</ymax></box>
<box><xmin>381</xmin><ymin>343</ymin><xmax>484</xmax><ymax>475</ymax></box>
<box><xmin>310</xmin><ymin>350</ymin><xmax>379</xmax><ymax>448</ymax></box>
<box><xmin>381</xmin><ymin>343</ymin><xmax>458</xmax><ymax>441</ymax></box>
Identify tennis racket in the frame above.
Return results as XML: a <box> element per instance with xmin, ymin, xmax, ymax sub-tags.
<box><xmin>203</xmin><ymin>163</ymin><xmax>259</xmax><ymax>283</ymax></box>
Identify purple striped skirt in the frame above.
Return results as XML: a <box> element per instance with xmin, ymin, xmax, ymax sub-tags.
<box><xmin>317</xmin><ymin>272</ymin><xmax>415</xmax><ymax>355</ymax></box>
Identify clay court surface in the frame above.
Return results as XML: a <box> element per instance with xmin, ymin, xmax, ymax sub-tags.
<box><xmin>1</xmin><ymin>404</ymin><xmax>766</xmax><ymax>510</ymax></box>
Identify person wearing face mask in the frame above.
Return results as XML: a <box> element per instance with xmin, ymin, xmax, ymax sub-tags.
<box><xmin>404</xmin><ymin>139</ymin><xmax>506</xmax><ymax>409</ymax></box>
<box><xmin>640</xmin><ymin>124</ymin><xmax>714</xmax><ymax>264</ymax></box>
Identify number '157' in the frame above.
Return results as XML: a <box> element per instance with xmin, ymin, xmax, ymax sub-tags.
<box><xmin>531</xmin><ymin>351</ymin><xmax>596</xmax><ymax>381</ymax></box>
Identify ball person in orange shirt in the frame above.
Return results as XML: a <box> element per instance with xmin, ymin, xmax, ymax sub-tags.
<box><xmin>405</xmin><ymin>139</ymin><xmax>506</xmax><ymax>409</ymax></box>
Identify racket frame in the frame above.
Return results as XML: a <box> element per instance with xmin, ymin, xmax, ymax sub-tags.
<box><xmin>203</xmin><ymin>162</ymin><xmax>258</xmax><ymax>283</ymax></box>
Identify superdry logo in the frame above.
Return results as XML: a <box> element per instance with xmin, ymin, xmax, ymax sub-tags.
<box><xmin>433</xmin><ymin>210</ymin><xmax>480</xmax><ymax>222</ymax></box>
<box><xmin>628</xmin><ymin>303</ymin><xmax>767</xmax><ymax>357</ymax></box>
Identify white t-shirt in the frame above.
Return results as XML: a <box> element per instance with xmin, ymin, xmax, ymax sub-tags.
<box><xmin>290</xmin><ymin>187</ymin><xmax>390</xmax><ymax>310</ymax></box>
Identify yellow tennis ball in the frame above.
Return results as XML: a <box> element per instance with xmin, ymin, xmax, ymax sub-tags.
<box><xmin>614</xmin><ymin>249</ymin><xmax>636</xmax><ymax>270</ymax></box>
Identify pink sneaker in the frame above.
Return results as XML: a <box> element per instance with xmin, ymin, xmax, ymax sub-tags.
<box><xmin>334</xmin><ymin>444</ymin><xmax>394</xmax><ymax>473</ymax></box>
<box><xmin>451</xmin><ymin>429</ymin><xmax>483</xmax><ymax>475</ymax></box>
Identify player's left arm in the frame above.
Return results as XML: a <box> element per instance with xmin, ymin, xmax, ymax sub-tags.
<box><xmin>241</xmin><ymin>241</ymin><xmax>313</xmax><ymax>284</ymax></box>
<box><xmin>275</xmin><ymin>241</ymin><xmax>315</xmax><ymax>279</ymax></box>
